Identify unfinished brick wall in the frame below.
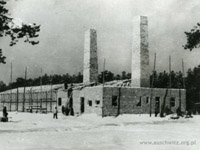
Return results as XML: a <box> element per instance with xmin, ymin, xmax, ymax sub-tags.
<box><xmin>102</xmin><ymin>87</ymin><xmax>186</xmax><ymax>116</ymax></box>
<box><xmin>57</xmin><ymin>90</ymin><xmax>68</xmax><ymax>113</ymax></box>
<box><xmin>73</xmin><ymin>89</ymin><xmax>84</xmax><ymax>114</ymax></box>
<box><xmin>83</xmin><ymin>29</ymin><xmax>98</xmax><ymax>83</ymax></box>
<box><xmin>131</xmin><ymin>16</ymin><xmax>150</xmax><ymax>87</ymax></box>
<box><xmin>73</xmin><ymin>86</ymin><xmax>103</xmax><ymax>115</ymax></box>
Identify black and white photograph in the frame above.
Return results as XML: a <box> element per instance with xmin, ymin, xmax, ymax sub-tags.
<box><xmin>0</xmin><ymin>0</ymin><xmax>199</xmax><ymax>150</ymax></box>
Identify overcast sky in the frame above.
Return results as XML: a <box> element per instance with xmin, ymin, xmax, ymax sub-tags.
<box><xmin>1</xmin><ymin>0</ymin><xmax>200</xmax><ymax>84</ymax></box>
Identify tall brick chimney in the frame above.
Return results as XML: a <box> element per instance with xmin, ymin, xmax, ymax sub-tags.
<box><xmin>83</xmin><ymin>29</ymin><xmax>98</xmax><ymax>84</ymax></box>
<box><xmin>131</xmin><ymin>16</ymin><xmax>150</xmax><ymax>87</ymax></box>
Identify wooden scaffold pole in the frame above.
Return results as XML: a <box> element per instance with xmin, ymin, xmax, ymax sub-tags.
<box><xmin>50</xmin><ymin>71</ymin><xmax>53</xmax><ymax>112</ymax></box>
<box><xmin>103</xmin><ymin>58</ymin><xmax>106</xmax><ymax>86</ymax></box>
<box><xmin>22</xmin><ymin>66</ymin><xmax>27</xmax><ymax>112</ymax></box>
<box><xmin>180</xmin><ymin>59</ymin><xmax>186</xmax><ymax>111</ymax></box>
<box><xmin>150</xmin><ymin>53</ymin><xmax>156</xmax><ymax>117</ymax></box>
<box><xmin>46</xmin><ymin>91</ymin><xmax>48</xmax><ymax>113</ymax></box>
<box><xmin>182</xmin><ymin>59</ymin><xmax>185</xmax><ymax>89</ymax></box>
<box><xmin>16</xmin><ymin>87</ymin><xmax>19</xmax><ymax>111</ymax></box>
<box><xmin>169</xmin><ymin>56</ymin><xmax>172</xmax><ymax>94</ymax></box>
<box><xmin>9</xmin><ymin>63</ymin><xmax>12</xmax><ymax>112</ymax></box>
<box><xmin>40</xmin><ymin>68</ymin><xmax>43</xmax><ymax>112</ymax></box>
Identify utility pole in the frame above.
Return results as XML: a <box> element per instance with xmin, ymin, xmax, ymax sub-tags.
<box><xmin>23</xmin><ymin>66</ymin><xmax>27</xmax><ymax>112</ymax></box>
<box><xmin>150</xmin><ymin>53</ymin><xmax>156</xmax><ymax>117</ymax></box>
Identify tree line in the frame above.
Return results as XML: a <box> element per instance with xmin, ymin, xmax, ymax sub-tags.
<box><xmin>0</xmin><ymin>70</ymin><xmax>131</xmax><ymax>92</ymax></box>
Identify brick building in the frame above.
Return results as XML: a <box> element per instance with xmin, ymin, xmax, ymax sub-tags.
<box><xmin>72</xmin><ymin>86</ymin><xmax>185</xmax><ymax>116</ymax></box>
<box><xmin>0</xmin><ymin>16</ymin><xmax>186</xmax><ymax>116</ymax></box>
<box><xmin>71</xmin><ymin>16</ymin><xmax>186</xmax><ymax>116</ymax></box>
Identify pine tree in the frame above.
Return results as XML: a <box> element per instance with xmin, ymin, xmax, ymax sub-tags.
<box><xmin>0</xmin><ymin>0</ymin><xmax>40</xmax><ymax>62</ymax></box>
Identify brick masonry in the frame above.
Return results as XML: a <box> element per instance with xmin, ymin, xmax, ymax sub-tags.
<box><xmin>72</xmin><ymin>86</ymin><xmax>186</xmax><ymax>117</ymax></box>
<box><xmin>131</xmin><ymin>16</ymin><xmax>150</xmax><ymax>87</ymax></box>
<box><xmin>73</xmin><ymin>86</ymin><xmax>103</xmax><ymax>115</ymax></box>
<box><xmin>83</xmin><ymin>29</ymin><xmax>98</xmax><ymax>83</ymax></box>
<box><xmin>102</xmin><ymin>87</ymin><xmax>186</xmax><ymax>116</ymax></box>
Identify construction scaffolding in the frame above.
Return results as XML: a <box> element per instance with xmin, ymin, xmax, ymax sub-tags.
<box><xmin>0</xmin><ymin>84</ymin><xmax>64</xmax><ymax>113</ymax></box>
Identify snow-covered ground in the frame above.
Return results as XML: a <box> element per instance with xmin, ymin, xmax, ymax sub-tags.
<box><xmin>0</xmin><ymin>112</ymin><xmax>199</xmax><ymax>150</ymax></box>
